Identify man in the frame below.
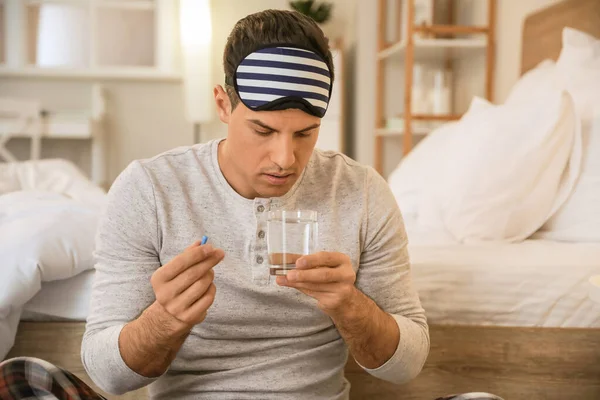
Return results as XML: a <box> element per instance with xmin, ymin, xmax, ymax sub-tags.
<box><xmin>0</xmin><ymin>9</ymin><xmax>428</xmax><ymax>400</ymax></box>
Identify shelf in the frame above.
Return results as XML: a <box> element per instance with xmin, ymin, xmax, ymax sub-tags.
<box><xmin>413</xmin><ymin>25</ymin><xmax>489</xmax><ymax>35</ymax></box>
<box><xmin>0</xmin><ymin>66</ymin><xmax>181</xmax><ymax>81</ymax></box>
<box><xmin>375</xmin><ymin>126</ymin><xmax>432</xmax><ymax>137</ymax></box>
<box><xmin>94</xmin><ymin>0</ymin><xmax>155</xmax><ymax>10</ymax></box>
<box><xmin>378</xmin><ymin>38</ymin><xmax>487</xmax><ymax>62</ymax></box>
<box><xmin>412</xmin><ymin>113</ymin><xmax>462</xmax><ymax>121</ymax></box>
<box><xmin>26</xmin><ymin>0</ymin><xmax>155</xmax><ymax>9</ymax></box>
<box><xmin>1</xmin><ymin>113</ymin><xmax>94</xmax><ymax>139</ymax></box>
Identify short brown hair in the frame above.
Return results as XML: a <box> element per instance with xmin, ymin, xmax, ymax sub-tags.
<box><xmin>223</xmin><ymin>9</ymin><xmax>334</xmax><ymax>110</ymax></box>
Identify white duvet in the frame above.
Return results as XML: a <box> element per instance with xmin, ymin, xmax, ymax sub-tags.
<box><xmin>0</xmin><ymin>159</ymin><xmax>105</xmax><ymax>359</ymax></box>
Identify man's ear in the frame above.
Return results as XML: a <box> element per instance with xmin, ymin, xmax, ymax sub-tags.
<box><xmin>214</xmin><ymin>85</ymin><xmax>231</xmax><ymax>124</ymax></box>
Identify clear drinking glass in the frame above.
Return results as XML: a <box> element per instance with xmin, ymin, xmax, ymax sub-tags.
<box><xmin>267</xmin><ymin>210</ymin><xmax>318</xmax><ymax>276</ymax></box>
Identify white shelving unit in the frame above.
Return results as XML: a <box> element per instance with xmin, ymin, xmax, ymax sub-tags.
<box><xmin>0</xmin><ymin>0</ymin><xmax>180</xmax><ymax>81</ymax></box>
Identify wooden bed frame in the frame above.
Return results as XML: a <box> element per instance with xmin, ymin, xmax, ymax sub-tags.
<box><xmin>7</xmin><ymin>1</ymin><xmax>600</xmax><ymax>399</ymax></box>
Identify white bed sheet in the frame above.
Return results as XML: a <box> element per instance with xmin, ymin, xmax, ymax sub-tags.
<box><xmin>21</xmin><ymin>269</ymin><xmax>95</xmax><ymax>322</ymax></box>
<box><xmin>409</xmin><ymin>239</ymin><xmax>600</xmax><ymax>328</ymax></box>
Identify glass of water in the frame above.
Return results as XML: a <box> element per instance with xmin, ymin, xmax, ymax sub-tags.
<box><xmin>267</xmin><ymin>210</ymin><xmax>318</xmax><ymax>276</ymax></box>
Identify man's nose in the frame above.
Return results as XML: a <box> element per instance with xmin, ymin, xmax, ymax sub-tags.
<box><xmin>270</xmin><ymin>134</ymin><xmax>296</xmax><ymax>170</ymax></box>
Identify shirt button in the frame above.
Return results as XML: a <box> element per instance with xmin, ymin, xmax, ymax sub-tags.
<box><xmin>258</xmin><ymin>230</ymin><xmax>265</xmax><ymax>239</ymax></box>
<box><xmin>257</xmin><ymin>205</ymin><xmax>265</xmax><ymax>212</ymax></box>
<box><xmin>256</xmin><ymin>256</ymin><xmax>264</xmax><ymax>264</ymax></box>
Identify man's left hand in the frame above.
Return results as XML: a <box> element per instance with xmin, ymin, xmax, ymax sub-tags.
<box><xmin>275</xmin><ymin>251</ymin><xmax>359</xmax><ymax>317</ymax></box>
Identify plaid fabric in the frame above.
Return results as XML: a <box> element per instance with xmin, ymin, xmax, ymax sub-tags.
<box><xmin>0</xmin><ymin>357</ymin><xmax>106</xmax><ymax>400</ymax></box>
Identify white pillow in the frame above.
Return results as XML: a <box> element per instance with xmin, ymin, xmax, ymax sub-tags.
<box><xmin>11</xmin><ymin>159</ymin><xmax>106</xmax><ymax>208</ymax></box>
<box><xmin>0</xmin><ymin>191</ymin><xmax>99</xmax><ymax>307</ymax></box>
<box><xmin>505</xmin><ymin>59</ymin><xmax>556</xmax><ymax>105</ymax></box>
<box><xmin>388</xmin><ymin>47</ymin><xmax>581</xmax><ymax>243</ymax></box>
<box><xmin>422</xmin><ymin>88</ymin><xmax>579</xmax><ymax>243</ymax></box>
<box><xmin>536</xmin><ymin>28</ymin><xmax>600</xmax><ymax>242</ymax></box>
<box><xmin>506</xmin><ymin>58</ymin><xmax>584</xmax><ymax>222</ymax></box>
<box><xmin>387</xmin><ymin>121</ymin><xmax>458</xmax><ymax>221</ymax></box>
<box><xmin>387</xmin><ymin>97</ymin><xmax>491</xmax><ymax>231</ymax></box>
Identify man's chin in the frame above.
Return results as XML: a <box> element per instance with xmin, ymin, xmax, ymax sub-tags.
<box><xmin>256</xmin><ymin>180</ymin><xmax>296</xmax><ymax>198</ymax></box>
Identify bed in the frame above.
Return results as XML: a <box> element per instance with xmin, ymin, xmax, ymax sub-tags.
<box><xmin>369</xmin><ymin>0</ymin><xmax>600</xmax><ymax>398</ymax></box>
<box><xmin>0</xmin><ymin>162</ymin><xmax>105</xmax><ymax>356</ymax></box>
<box><xmin>7</xmin><ymin>1</ymin><xmax>600</xmax><ymax>400</ymax></box>
<box><xmin>20</xmin><ymin>270</ymin><xmax>95</xmax><ymax>323</ymax></box>
<box><xmin>0</xmin><ymin>94</ymin><xmax>111</xmax><ymax>392</ymax></box>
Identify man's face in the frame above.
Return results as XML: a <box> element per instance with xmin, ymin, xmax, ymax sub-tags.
<box><xmin>214</xmin><ymin>85</ymin><xmax>321</xmax><ymax>199</ymax></box>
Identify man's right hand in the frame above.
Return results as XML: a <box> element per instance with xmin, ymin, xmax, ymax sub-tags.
<box><xmin>149</xmin><ymin>241</ymin><xmax>225</xmax><ymax>331</ymax></box>
<box><xmin>118</xmin><ymin>241</ymin><xmax>225</xmax><ymax>378</ymax></box>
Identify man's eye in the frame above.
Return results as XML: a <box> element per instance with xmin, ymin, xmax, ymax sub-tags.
<box><xmin>255</xmin><ymin>130</ymin><xmax>272</xmax><ymax>136</ymax></box>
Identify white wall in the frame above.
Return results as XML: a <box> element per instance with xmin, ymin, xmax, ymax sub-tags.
<box><xmin>1</xmin><ymin>0</ymin><xmax>357</xmax><ymax>184</ymax></box>
<box><xmin>354</xmin><ymin>0</ymin><xmax>565</xmax><ymax>177</ymax></box>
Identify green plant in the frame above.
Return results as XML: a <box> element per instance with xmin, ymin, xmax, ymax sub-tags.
<box><xmin>289</xmin><ymin>0</ymin><xmax>333</xmax><ymax>24</ymax></box>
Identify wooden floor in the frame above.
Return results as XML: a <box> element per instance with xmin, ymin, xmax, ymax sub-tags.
<box><xmin>7</xmin><ymin>322</ymin><xmax>146</xmax><ymax>400</ymax></box>
<box><xmin>7</xmin><ymin>322</ymin><xmax>600</xmax><ymax>399</ymax></box>
<box><xmin>347</xmin><ymin>326</ymin><xmax>600</xmax><ymax>400</ymax></box>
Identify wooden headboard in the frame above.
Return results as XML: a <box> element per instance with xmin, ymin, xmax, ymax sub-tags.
<box><xmin>521</xmin><ymin>0</ymin><xmax>600</xmax><ymax>74</ymax></box>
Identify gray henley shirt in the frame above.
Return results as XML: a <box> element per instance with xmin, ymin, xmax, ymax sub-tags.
<box><xmin>81</xmin><ymin>138</ymin><xmax>429</xmax><ymax>399</ymax></box>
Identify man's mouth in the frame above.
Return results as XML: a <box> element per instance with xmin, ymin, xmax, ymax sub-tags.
<box><xmin>263</xmin><ymin>173</ymin><xmax>294</xmax><ymax>185</ymax></box>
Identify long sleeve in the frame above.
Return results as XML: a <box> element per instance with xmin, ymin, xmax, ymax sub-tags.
<box><xmin>81</xmin><ymin>161</ymin><xmax>162</xmax><ymax>395</ymax></box>
<box><xmin>354</xmin><ymin>167</ymin><xmax>430</xmax><ymax>384</ymax></box>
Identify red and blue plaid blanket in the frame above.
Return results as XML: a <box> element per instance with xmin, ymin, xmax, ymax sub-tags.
<box><xmin>0</xmin><ymin>357</ymin><xmax>105</xmax><ymax>400</ymax></box>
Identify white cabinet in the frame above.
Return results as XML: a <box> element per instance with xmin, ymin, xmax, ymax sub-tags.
<box><xmin>0</xmin><ymin>0</ymin><xmax>179</xmax><ymax>80</ymax></box>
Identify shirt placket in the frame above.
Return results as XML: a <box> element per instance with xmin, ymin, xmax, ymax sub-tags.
<box><xmin>251</xmin><ymin>198</ymin><xmax>271</xmax><ymax>285</ymax></box>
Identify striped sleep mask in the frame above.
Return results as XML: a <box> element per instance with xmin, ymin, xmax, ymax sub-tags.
<box><xmin>227</xmin><ymin>45</ymin><xmax>332</xmax><ymax>118</ymax></box>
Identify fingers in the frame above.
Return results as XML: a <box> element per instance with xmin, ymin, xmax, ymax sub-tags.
<box><xmin>276</xmin><ymin>276</ymin><xmax>344</xmax><ymax>293</ymax></box>
<box><xmin>171</xmin><ymin>267</ymin><xmax>214</xmax><ymax>298</ymax></box>
<box><xmin>154</xmin><ymin>244</ymin><xmax>216</xmax><ymax>282</ymax></box>
<box><xmin>166</xmin><ymin>273</ymin><xmax>214</xmax><ymax>316</ymax></box>
<box><xmin>149</xmin><ymin>241</ymin><xmax>223</xmax><ymax>328</ymax></box>
<box><xmin>169</xmin><ymin>249</ymin><xmax>224</xmax><ymax>295</ymax></box>
<box><xmin>179</xmin><ymin>283</ymin><xmax>217</xmax><ymax>324</ymax></box>
<box><xmin>153</xmin><ymin>249</ymin><xmax>223</xmax><ymax>303</ymax></box>
<box><xmin>285</xmin><ymin>265</ymin><xmax>354</xmax><ymax>284</ymax></box>
<box><xmin>296</xmin><ymin>251</ymin><xmax>348</xmax><ymax>270</ymax></box>
<box><xmin>284</xmin><ymin>286</ymin><xmax>348</xmax><ymax>312</ymax></box>
<box><xmin>185</xmin><ymin>240</ymin><xmax>202</xmax><ymax>252</ymax></box>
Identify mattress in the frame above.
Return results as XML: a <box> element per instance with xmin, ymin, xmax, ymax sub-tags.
<box><xmin>20</xmin><ymin>269</ymin><xmax>95</xmax><ymax>322</ymax></box>
<box><xmin>408</xmin><ymin>239</ymin><xmax>600</xmax><ymax>328</ymax></box>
